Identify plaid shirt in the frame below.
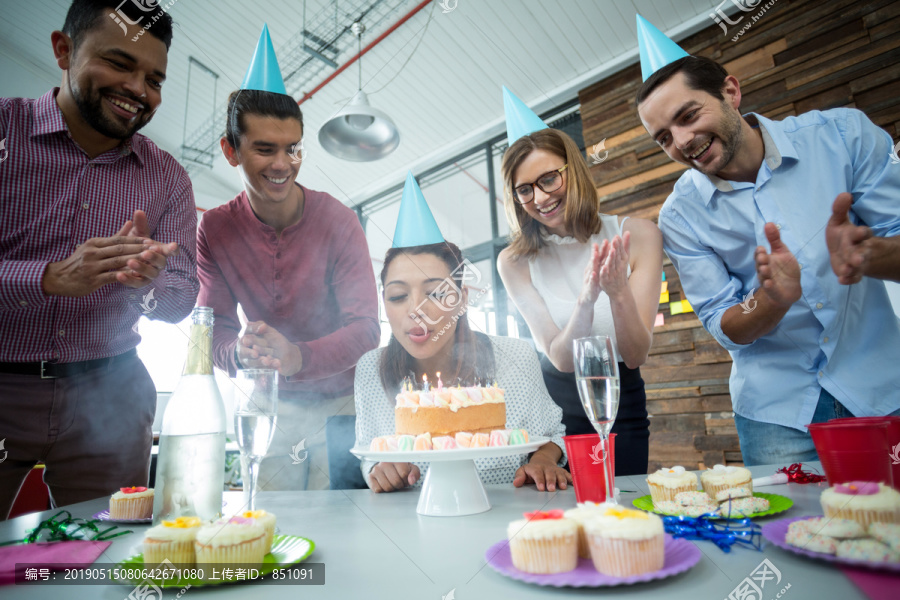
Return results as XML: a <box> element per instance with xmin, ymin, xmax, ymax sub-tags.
<box><xmin>0</xmin><ymin>89</ymin><xmax>199</xmax><ymax>363</ymax></box>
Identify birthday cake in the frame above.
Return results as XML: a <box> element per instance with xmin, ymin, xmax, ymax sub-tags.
<box><xmin>394</xmin><ymin>384</ymin><xmax>506</xmax><ymax>437</ymax></box>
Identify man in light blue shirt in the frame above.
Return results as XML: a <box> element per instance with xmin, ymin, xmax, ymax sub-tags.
<box><xmin>635</xmin><ymin>56</ymin><xmax>900</xmax><ymax>465</ymax></box>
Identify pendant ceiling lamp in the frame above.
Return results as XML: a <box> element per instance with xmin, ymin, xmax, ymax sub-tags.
<box><xmin>318</xmin><ymin>22</ymin><xmax>400</xmax><ymax>161</ymax></box>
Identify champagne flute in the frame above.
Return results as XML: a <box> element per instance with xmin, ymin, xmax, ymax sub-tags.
<box><xmin>573</xmin><ymin>336</ymin><xmax>620</xmax><ymax>505</ymax></box>
<box><xmin>235</xmin><ymin>369</ymin><xmax>278</xmax><ymax>511</ymax></box>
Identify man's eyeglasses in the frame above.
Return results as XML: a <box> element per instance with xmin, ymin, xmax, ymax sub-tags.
<box><xmin>513</xmin><ymin>164</ymin><xmax>568</xmax><ymax>205</ymax></box>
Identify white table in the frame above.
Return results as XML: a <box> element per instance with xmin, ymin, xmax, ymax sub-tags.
<box><xmin>0</xmin><ymin>463</ymin><xmax>871</xmax><ymax>599</ymax></box>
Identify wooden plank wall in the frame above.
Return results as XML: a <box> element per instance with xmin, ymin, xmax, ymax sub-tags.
<box><xmin>577</xmin><ymin>0</ymin><xmax>900</xmax><ymax>472</ymax></box>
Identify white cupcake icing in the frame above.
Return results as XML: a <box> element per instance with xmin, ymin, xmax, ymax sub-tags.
<box><xmin>563</xmin><ymin>505</ymin><xmax>605</xmax><ymax>524</ymax></box>
<box><xmin>700</xmin><ymin>464</ymin><xmax>751</xmax><ymax>487</ymax></box>
<box><xmin>195</xmin><ymin>518</ymin><xmax>265</xmax><ymax>547</ymax></box>
<box><xmin>111</xmin><ymin>488</ymin><xmax>154</xmax><ymax>500</ymax></box>
<box><xmin>821</xmin><ymin>483</ymin><xmax>900</xmax><ymax>512</ymax></box>
<box><xmin>507</xmin><ymin>517</ymin><xmax>577</xmax><ymax>540</ymax></box>
<box><xmin>144</xmin><ymin>517</ymin><xmax>202</xmax><ymax>542</ymax></box>
<box><xmin>584</xmin><ymin>507</ymin><xmax>664</xmax><ymax>540</ymax></box>
<box><xmin>647</xmin><ymin>466</ymin><xmax>698</xmax><ymax>488</ymax></box>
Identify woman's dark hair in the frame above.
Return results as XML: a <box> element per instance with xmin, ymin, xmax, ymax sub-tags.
<box><xmin>636</xmin><ymin>56</ymin><xmax>729</xmax><ymax>106</ymax></box>
<box><xmin>378</xmin><ymin>242</ymin><xmax>495</xmax><ymax>397</ymax></box>
<box><xmin>225</xmin><ymin>89</ymin><xmax>304</xmax><ymax>149</ymax></box>
<box><xmin>63</xmin><ymin>0</ymin><xmax>174</xmax><ymax>49</ymax></box>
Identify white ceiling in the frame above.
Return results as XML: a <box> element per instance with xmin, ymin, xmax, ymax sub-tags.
<box><xmin>0</xmin><ymin>0</ymin><xmax>727</xmax><ymax>210</ymax></box>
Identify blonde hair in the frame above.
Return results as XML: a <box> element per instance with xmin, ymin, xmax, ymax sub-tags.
<box><xmin>501</xmin><ymin>129</ymin><xmax>602</xmax><ymax>259</ymax></box>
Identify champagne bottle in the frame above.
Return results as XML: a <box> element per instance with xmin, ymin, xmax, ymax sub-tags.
<box><xmin>152</xmin><ymin>307</ymin><xmax>226</xmax><ymax>524</ymax></box>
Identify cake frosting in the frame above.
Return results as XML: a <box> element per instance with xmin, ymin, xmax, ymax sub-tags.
<box><xmin>584</xmin><ymin>507</ymin><xmax>664</xmax><ymax>540</ymax></box>
<box><xmin>369</xmin><ymin>428</ymin><xmax>528</xmax><ymax>451</ymax></box>
<box><xmin>144</xmin><ymin>516</ymin><xmax>202</xmax><ymax>542</ymax></box>
<box><xmin>507</xmin><ymin>510</ymin><xmax>577</xmax><ymax>540</ymax></box>
<box><xmin>821</xmin><ymin>482</ymin><xmax>900</xmax><ymax>512</ymax></box>
<box><xmin>701</xmin><ymin>464</ymin><xmax>751</xmax><ymax>486</ymax></box>
<box><xmin>195</xmin><ymin>516</ymin><xmax>265</xmax><ymax>547</ymax></box>
<box><xmin>111</xmin><ymin>487</ymin><xmax>154</xmax><ymax>500</ymax></box>
<box><xmin>395</xmin><ymin>385</ymin><xmax>506</xmax><ymax>437</ymax></box>
<box><xmin>647</xmin><ymin>466</ymin><xmax>697</xmax><ymax>488</ymax></box>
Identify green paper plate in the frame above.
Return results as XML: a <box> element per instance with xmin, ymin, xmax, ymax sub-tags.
<box><xmin>632</xmin><ymin>492</ymin><xmax>793</xmax><ymax>519</ymax></box>
<box><xmin>115</xmin><ymin>534</ymin><xmax>315</xmax><ymax>588</ymax></box>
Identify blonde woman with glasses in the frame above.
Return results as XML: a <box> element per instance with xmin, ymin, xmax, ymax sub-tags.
<box><xmin>497</xmin><ymin>128</ymin><xmax>663</xmax><ymax>476</ymax></box>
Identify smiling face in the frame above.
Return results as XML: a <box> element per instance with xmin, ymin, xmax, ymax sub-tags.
<box><xmin>54</xmin><ymin>16</ymin><xmax>167</xmax><ymax>141</ymax></box>
<box><xmin>512</xmin><ymin>148</ymin><xmax>569</xmax><ymax>237</ymax></box>
<box><xmin>638</xmin><ymin>72</ymin><xmax>744</xmax><ymax>178</ymax></box>
<box><xmin>222</xmin><ymin>113</ymin><xmax>303</xmax><ymax>208</ymax></box>
<box><xmin>382</xmin><ymin>252</ymin><xmax>468</xmax><ymax>373</ymax></box>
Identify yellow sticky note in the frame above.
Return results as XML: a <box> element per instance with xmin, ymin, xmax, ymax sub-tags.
<box><xmin>659</xmin><ymin>291</ymin><xmax>669</xmax><ymax>304</ymax></box>
<box><xmin>681</xmin><ymin>299</ymin><xmax>694</xmax><ymax>314</ymax></box>
<box><xmin>669</xmin><ymin>301</ymin><xmax>684</xmax><ymax>315</ymax></box>
<box><xmin>660</xmin><ymin>281</ymin><xmax>668</xmax><ymax>294</ymax></box>
<box><xmin>654</xmin><ymin>312</ymin><xmax>664</xmax><ymax>327</ymax></box>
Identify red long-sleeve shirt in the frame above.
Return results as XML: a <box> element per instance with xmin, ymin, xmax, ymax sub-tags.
<box><xmin>197</xmin><ymin>186</ymin><xmax>380</xmax><ymax>397</ymax></box>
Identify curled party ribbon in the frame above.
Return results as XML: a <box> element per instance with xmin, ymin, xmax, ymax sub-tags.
<box><xmin>0</xmin><ymin>510</ymin><xmax>133</xmax><ymax>546</ymax></box>
<box><xmin>777</xmin><ymin>463</ymin><xmax>826</xmax><ymax>484</ymax></box>
<box><xmin>523</xmin><ymin>509</ymin><xmax>564</xmax><ymax>521</ymax></box>
<box><xmin>663</xmin><ymin>515</ymin><xmax>762</xmax><ymax>553</ymax></box>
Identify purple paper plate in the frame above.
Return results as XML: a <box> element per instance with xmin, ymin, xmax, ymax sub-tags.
<box><xmin>484</xmin><ymin>533</ymin><xmax>701</xmax><ymax>587</ymax></box>
<box><xmin>761</xmin><ymin>516</ymin><xmax>900</xmax><ymax>573</ymax></box>
<box><xmin>91</xmin><ymin>510</ymin><xmax>151</xmax><ymax>524</ymax></box>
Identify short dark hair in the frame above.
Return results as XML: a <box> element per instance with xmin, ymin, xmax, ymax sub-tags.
<box><xmin>63</xmin><ymin>0</ymin><xmax>174</xmax><ymax>49</ymax></box>
<box><xmin>225</xmin><ymin>90</ymin><xmax>304</xmax><ymax>149</ymax></box>
<box><xmin>636</xmin><ymin>56</ymin><xmax>729</xmax><ymax>106</ymax></box>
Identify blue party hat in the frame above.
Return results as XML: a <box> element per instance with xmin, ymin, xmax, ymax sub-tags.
<box><xmin>392</xmin><ymin>172</ymin><xmax>444</xmax><ymax>248</ymax></box>
<box><xmin>241</xmin><ymin>24</ymin><xmax>288</xmax><ymax>95</ymax></box>
<box><xmin>503</xmin><ymin>86</ymin><xmax>548</xmax><ymax>146</ymax></box>
<box><xmin>636</xmin><ymin>15</ymin><xmax>689</xmax><ymax>82</ymax></box>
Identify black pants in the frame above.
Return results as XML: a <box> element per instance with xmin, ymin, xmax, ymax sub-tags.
<box><xmin>540</xmin><ymin>354</ymin><xmax>650</xmax><ymax>476</ymax></box>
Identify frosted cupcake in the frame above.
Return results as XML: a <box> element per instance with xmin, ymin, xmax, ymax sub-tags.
<box><xmin>109</xmin><ymin>487</ymin><xmax>154</xmax><ymax>520</ymax></box>
<box><xmin>143</xmin><ymin>516</ymin><xmax>202</xmax><ymax>566</ymax></box>
<box><xmin>584</xmin><ymin>506</ymin><xmax>664</xmax><ymax>577</ymax></box>
<box><xmin>239</xmin><ymin>510</ymin><xmax>277</xmax><ymax>554</ymax></box>
<box><xmin>507</xmin><ymin>510</ymin><xmax>578</xmax><ymax>574</ymax></box>
<box><xmin>700</xmin><ymin>465</ymin><xmax>752</xmax><ymax>499</ymax></box>
<box><xmin>194</xmin><ymin>516</ymin><xmax>267</xmax><ymax>572</ymax></box>
<box><xmin>820</xmin><ymin>482</ymin><xmax>900</xmax><ymax>527</ymax></box>
<box><xmin>646</xmin><ymin>466</ymin><xmax>698</xmax><ymax>505</ymax></box>
<box><xmin>563</xmin><ymin>502</ymin><xmax>606</xmax><ymax>559</ymax></box>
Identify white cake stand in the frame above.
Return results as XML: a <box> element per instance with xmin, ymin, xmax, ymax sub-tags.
<box><xmin>350</xmin><ymin>436</ymin><xmax>549</xmax><ymax>517</ymax></box>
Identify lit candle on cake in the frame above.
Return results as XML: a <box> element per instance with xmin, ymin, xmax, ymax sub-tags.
<box><xmin>422</xmin><ymin>373</ymin><xmax>429</xmax><ymax>391</ymax></box>
<box><xmin>436</xmin><ymin>371</ymin><xmax>443</xmax><ymax>390</ymax></box>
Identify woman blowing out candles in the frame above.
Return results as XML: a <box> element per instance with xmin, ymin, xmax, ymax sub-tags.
<box><xmin>353</xmin><ymin>175</ymin><xmax>570</xmax><ymax>493</ymax></box>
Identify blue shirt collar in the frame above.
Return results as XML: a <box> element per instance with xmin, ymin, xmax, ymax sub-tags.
<box><xmin>692</xmin><ymin>112</ymin><xmax>799</xmax><ymax>205</ymax></box>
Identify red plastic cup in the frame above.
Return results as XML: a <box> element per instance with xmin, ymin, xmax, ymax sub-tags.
<box><xmin>564</xmin><ymin>433</ymin><xmax>616</xmax><ymax>503</ymax></box>
<box><xmin>828</xmin><ymin>416</ymin><xmax>900</xmax><ymax>491</ymax></box>
<box><xmin>806</xmin><ymin>421</ymin><xmax>893</xmax><ymax>487</ymax></box>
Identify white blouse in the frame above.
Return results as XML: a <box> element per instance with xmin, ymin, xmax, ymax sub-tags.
<box><xmin>353</xmin><ymin>335</ymin><xmax>567</xmax><ymax>486</ymax></box>
<box><xmin>528</xmin><ymin>213</ymin><xmax>630</xmax><ymax>356</ymax></box>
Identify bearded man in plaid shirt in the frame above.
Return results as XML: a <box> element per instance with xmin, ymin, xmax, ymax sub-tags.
<box><xmin>0</xmin><ymin>0</ymin><xmax>198</xmax><ymax>518</ymax></box>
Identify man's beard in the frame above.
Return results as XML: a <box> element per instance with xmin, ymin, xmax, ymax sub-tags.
<box><xmin>697</xmin><ymin>103</ymin><xmax>743</xmax><ymax>177</ymax></box>
<box><xmin>68</xmin><ymin>78</ymin><xmax>152</xmax><ymax>140</ymax></box>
